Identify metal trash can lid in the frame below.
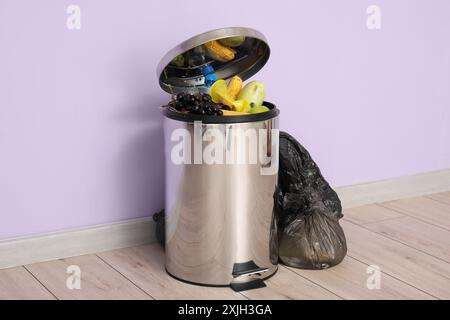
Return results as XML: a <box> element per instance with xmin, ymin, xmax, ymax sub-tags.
<box><xmin>157</xmin><ymin>27</ymin><xmax>270</xmax><ymax>94</ymax></box>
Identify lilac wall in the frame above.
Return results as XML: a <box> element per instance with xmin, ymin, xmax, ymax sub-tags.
<box><xmin>1</xmin><ymin>0</ymin><xmax>449</xmax><ymax>239</ymax></box>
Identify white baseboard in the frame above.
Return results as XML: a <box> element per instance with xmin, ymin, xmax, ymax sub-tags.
<box><xmin>0</xmin><ymin>217</ymin><xmax>155</xmax><ymax>270</ymax></box>
<box><xmin>1</xmin><ymin>168</ymin><xmax>449</xmax><ymax>270</ymax></box>
<box><xmin>336</xmin><ymin>168</ymin><xmax>450</xmax><ymax>208</ymax></box>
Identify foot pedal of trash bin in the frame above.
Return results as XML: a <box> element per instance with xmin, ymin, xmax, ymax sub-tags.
<box><xmin>230</xmin><ymin>279</ymin><xmax>266</xmax><ymax>292</ymax></box>
<box><xmin>232</xmin><ymin>261</ymin><xmax>268</xmax><ymax>277</ymax></box>
<box><xmin>230</xmin><ymin>261</ymin><xmax>268</xmax><ymax>292</ymax></box>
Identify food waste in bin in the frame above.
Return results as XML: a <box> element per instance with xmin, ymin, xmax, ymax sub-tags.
<box><xmin>163</xmin><ymin>76</ymin><xmax>270</xmax><ymax>116</ymax></box>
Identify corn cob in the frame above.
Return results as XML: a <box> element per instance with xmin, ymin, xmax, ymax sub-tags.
<box><xmin>204</xmin><ymin>41</ymin><xmax>235</xmax><ymax>62</ymax></box>
<box><xmin>227</xmin><ymin>76</ymin><xmax>242</xmax><ymax>100</ymax></box>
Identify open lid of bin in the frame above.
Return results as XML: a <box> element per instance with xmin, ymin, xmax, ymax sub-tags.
<box><xmin>157</xmin><ymin>27</ymin><xmax>270</xmax><ymax>94</ymax></box>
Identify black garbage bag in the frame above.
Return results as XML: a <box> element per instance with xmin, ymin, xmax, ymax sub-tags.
<box><xmin>275</xmin><ymin>131</ymin><xmax>347</xmax><ymax>269</ymax></box>
<box><xmin>153</xmin><ymin>209</ymin><xmax>165</xmax><ymax>247</ymax></box>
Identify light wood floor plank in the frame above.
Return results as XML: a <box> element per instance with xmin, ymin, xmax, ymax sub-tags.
<box><xmin>240</xmin><ymin>266</ymin><xmax>340</xmax><ymax>300</ymax></box>
<box><xmin>26</xmin><ymin>254</ymin><xmax>150</xmax><ymax>300</ymax></box>
<box><xmin>288</xmin><ymin>256</ymin><xmax>434</xmax><ymax>300</ymax></box>
<box><xmin>426</xmin><ymin>191</ymin><xmax>450</xmax><ymax>206</ymax></box>
<box><xmin>364</xmin><ymin>216</ymin><xmax>450</xmax><ymax>263</ymax></box>
<box><xmin>343</xmin><ymin>204</ymin><xmax>404</xmax><ymax>225</ymax></box>
<box><xmin>341</xmin><ymin>220</ymin><xmax>450</xmax><ymax>299</ymax></box>
<box><xmin>380</xmin><ymin>197</ymin><xmax>450</xmax><ymax>230</ymax></box>
<box><xmin>0</xmin><ymin>267</ymin><xmax>55</xmax><ymax>300</ymax></box>
<box><xmin>97</xmin><ymin>244</ymin><xmax>245</xmax><ymax>300</ymax></box>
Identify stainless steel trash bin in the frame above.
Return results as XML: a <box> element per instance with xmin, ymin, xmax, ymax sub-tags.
<box><xmin>157</xmin><ymin>27</ymin><xmax>279</xmax><ymax>290</ymax></box>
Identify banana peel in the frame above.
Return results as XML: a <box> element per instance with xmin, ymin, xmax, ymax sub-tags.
<box><xmin>210</xmin><ymin>79</ymin><xmax>250</xmax><ymax>112</ymax></box>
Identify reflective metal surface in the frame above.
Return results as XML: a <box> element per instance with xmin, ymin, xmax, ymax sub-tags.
<box><xmin>164</xmin><ymin>117</ymin><xmax>279</xmax><ymax>286</ymax></box>
<box><xmin>157</xmin><ymin>27</ymin><xmax>270</xmax><ymax>94</ymax></box>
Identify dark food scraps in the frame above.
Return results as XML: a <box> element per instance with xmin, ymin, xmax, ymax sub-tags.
<box><xmin>168</xmin><ymin>93</ymin><xmax>230</xmax><ymax>116</ymax></box>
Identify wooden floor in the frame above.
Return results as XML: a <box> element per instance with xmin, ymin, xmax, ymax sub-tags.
<box><xmin>1</xmin><ymin>192</ymin><xmax>450</xmax><ymax>300</ymax></box>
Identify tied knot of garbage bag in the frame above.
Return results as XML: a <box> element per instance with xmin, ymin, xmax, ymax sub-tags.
<box><xmin>275</xmin><ymin>131</ymin><xmax>347</xmax><ymax>270</ymax></box>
